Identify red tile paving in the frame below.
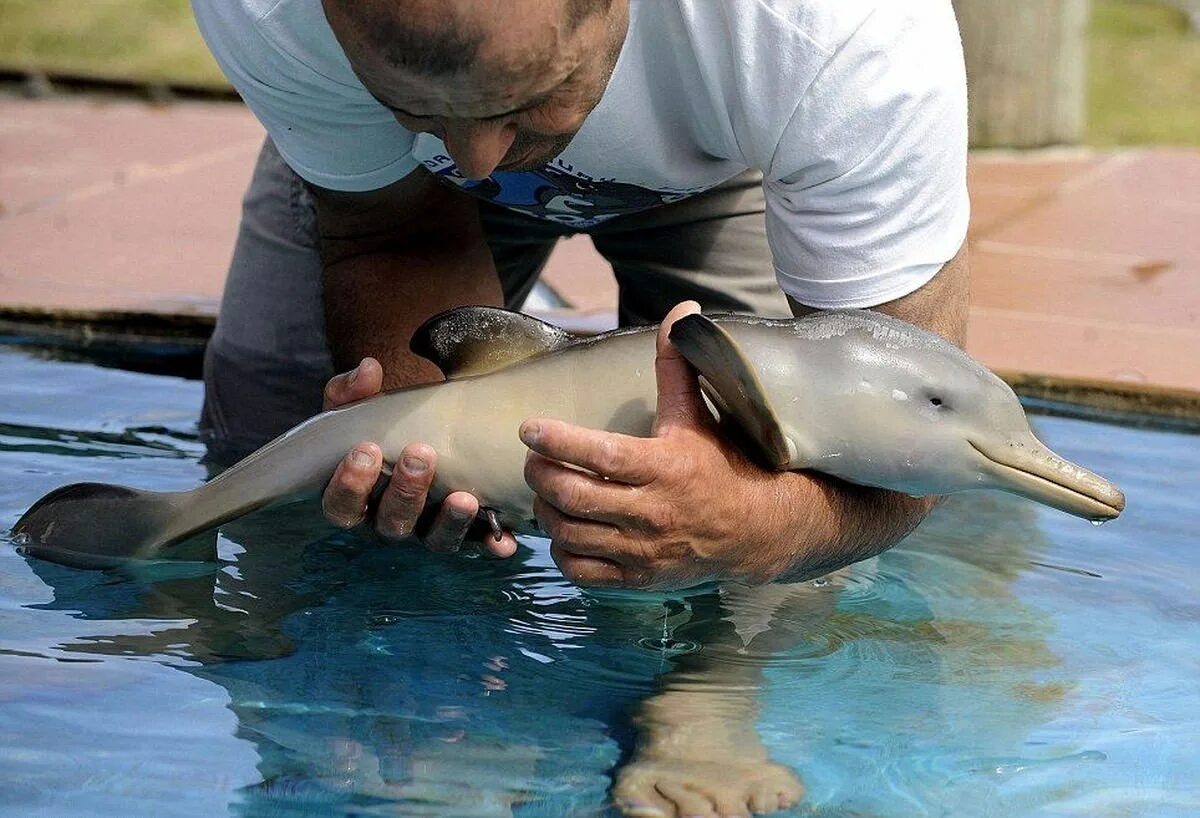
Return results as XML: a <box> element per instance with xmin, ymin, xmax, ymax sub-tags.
<box><xmin>0</xmin><ymin>97</ymin><xmax>261</xmax><ymax>315</ymax></box>
<box><xmin>1</xmin><ymin>97</ymin><xmax>1197</xmax><ymax>396</ymax></box>
<box><xmin>966</xmin><ymin>149</ymin><xmax>1200</xmax><ymax>393</ymax></box>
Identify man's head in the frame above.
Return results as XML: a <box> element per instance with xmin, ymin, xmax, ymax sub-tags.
<box><xmin>322</xmin><ymin>0</ymin><xmax>629</xmax><ymax>179</ymax></box>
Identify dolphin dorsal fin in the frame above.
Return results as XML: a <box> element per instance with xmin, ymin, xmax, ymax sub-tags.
<box><xmin>410</xmin><ymin>306</ymin><xmax>578</xmax><ymax>378</ymax></box>
<box><xmin>668</xmin><ymin>314</ymin><xmax>796</xmax><ymax>470</ymax></box>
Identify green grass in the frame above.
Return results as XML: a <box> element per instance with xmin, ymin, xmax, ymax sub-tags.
<box><xmin>0</xmin><ymin>0</ymin><xmax>227</xmax><ymax>86</ymax></box>
<box><xmin>1089</xmin><ymin>1</ymin><xmax>1200</xmax><ymax>145</ymax></box>
<box><xmin>0</xmin><ymin>0</ymin><xmax>1196</xmax><ymax>144</ymax></box>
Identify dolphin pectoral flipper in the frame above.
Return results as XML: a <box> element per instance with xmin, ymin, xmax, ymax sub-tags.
<box><xmin>482</xmin><ymin>508</ymin><xmax>504</xmax><ymax>542</ymax></box>
<box><xmin>410</xmin><ymin>306</ymin><xmax>578</xmax><ymax>378</ymax></box>
<box><xmin>669</xmin><ymin>314</ymin><xmax>797</xmax><ymax>470</ymax></box>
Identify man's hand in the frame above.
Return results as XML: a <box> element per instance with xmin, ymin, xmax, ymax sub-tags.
<box><xmin>319</xmin><ymin>357</ymin><xmax>519</xmax><ymax>557</ymax></box>
<box><xmin>522</xmin><ymin>302</ymin><xmax>934</xmax><ymax>591</ymax></box>
<box><xmin>521</xmin><ymin>302</ymin><xmax>818</xmax><ymax>589</ymax></box>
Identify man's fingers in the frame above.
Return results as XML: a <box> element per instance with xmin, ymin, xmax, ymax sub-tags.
<box><xmin>323</xmin><ymin>438</ymin><xmax>518</xmax><ymax>557</ymax></box>
<box><xmin>375</xmin><ymin>443</ymin><xmax>436</xmax><ymax>540</ymax></box>
<box><xmin>323</xmin><ymin>357</ymin><xmax>384</xmax><ymax>410</ymax></box>
<box><xmin>549</xmin><ymin>542</ymin><xmax>629</xmax><ymax>588</ymax></box>
<box><xmin>519</xmin><ymin>419</ymin><xmax>656</xmax><ymax>485</ymax></box>
<box><xmin>653</xmin><ymin>300</ymin><xmax>711</xmax><ymax>435</ymax></box>
<box><xmin>382</xmin><ymin>470</ymin><xmax>518</xmax><ymax>557</ymax></box>
<box><xmin>322</xmin><ymin>442</ymin><xmax>382</xmax><ymax>528</ymax></box>
<box><xmin>423</xmin><ymin>492</ymin><xmax>519</xmax><ymax>557</ymax></box>
<box><xmin>479</xmin><ymin>526</ymin><xmax>520</xmax><ymax>559</ymax></box>
<box><xmin>524</xmin><ymin>450</ymin><xmax>646</xmax><ymax>526</ymax></box>
<box><xmin>532</xmin><ymin>497</ymin><xmax>627</xmax><ymax>559</ymax></box>
<box><xmin>422</xmin><ymin>491</ymin><xmax>479</xmax><ymax>553</ymax></box>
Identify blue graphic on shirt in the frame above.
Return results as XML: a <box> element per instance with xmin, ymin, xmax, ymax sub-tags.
<box><xmin>418</xmin><ymin>154</ymin><xmax>707</xmax><ymax>228</ymax></box>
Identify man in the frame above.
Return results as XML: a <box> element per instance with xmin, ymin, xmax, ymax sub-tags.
<box><xmin>192</xmin><ymin>1</ymin><xmax>969</xmax><ymax>812</ymax></box>
<box><xmin>192</xmin><ymin>0</ymin><xmax>969</xmax><ymax>588</ymax></box>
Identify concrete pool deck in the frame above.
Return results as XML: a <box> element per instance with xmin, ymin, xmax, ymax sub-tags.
<box><xmin>2</xmin><ymin>96</ymin><xmax>1198</xmax><ymax>414</ymax></box>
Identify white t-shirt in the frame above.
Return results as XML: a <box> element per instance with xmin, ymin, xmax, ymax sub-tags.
<box><xmin>192</xmin><ymin>0</ymin><xmax>969</xmax><ymax>309</ymax></box>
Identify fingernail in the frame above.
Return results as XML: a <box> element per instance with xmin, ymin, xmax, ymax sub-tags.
<box><xmin>520</xmin><ymin>422</ymin><xmax>540</xmax><ymax>446</ymax></box>
<box><xmin>349</xmin><ymin>447</ymin><xmax>375</xmax><ymax>467</ymax></box>
<box><xmin>402</xmin><ymin>455</ymin><xmax>428</xmax><ymax>474</ymax></box>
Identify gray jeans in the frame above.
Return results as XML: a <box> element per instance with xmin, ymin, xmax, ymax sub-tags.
<box><xmin>201</xmin><ymin>138</ymin><xmax>787</xmax><ymax>464</ymax></box>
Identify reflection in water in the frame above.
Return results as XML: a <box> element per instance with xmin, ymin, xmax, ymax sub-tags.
<box><xmin>14</xmin><ymin>487</ymin><xmax>1066</xmax><ymax>817</ymax></box>
<box><xmin>3</xmin><ymin>347</ymin><xmax>1198</xmax><ymax>816</ymax></box>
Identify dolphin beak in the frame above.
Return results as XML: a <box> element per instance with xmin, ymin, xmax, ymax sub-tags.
<box><xmin>969</xmin><ymin>436</ymin><xmax>1125</xmax><ymax>521</ymax></box>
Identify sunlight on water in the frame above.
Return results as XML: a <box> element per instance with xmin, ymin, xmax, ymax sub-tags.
<box><xmin>1</xmin><ymin>344</ymin><xmax>1199</xmax><ymax>817</ymax></box>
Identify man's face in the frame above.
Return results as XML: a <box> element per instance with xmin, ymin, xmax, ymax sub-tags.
<box><xmin>325</xmin><ymin>0</ymin><xmax>630</xmax><ymax>180</ymax></box>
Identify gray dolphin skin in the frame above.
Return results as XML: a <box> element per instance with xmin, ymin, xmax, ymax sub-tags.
<box><xmin>11</xmin><ymin>307</ymin><xmax>1125</xmax><ymax>569</ymax></box>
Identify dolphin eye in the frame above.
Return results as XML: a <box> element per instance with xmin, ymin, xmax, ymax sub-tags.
<box><xmin>929</xmin><ymin>396</ymin><xmax>945</xmax><ymax>408</ymax></box>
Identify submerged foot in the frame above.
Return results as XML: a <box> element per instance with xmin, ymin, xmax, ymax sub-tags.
<box><xmin>613</xmin><ymin>754</ymin><xmax>803</xmax><ymax>818</ymax></box>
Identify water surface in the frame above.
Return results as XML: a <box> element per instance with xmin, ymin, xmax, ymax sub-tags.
<box><xmin>1</xmin><ymin>344</ymin><xmax>1197</xmax><ymax>817</ymax></box>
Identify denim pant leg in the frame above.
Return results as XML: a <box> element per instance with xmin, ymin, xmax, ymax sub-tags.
<box><xmin>200</xmin><ymin>138</ymin><xmax>332</xmax><ymax>466</ymax></box>
<box><xmin>589</xmin><ymin>169</ymin><xmax>790</xmax><ymax>325</ymax></box>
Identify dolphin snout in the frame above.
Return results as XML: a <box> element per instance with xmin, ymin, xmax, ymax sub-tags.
<box><xmin>969</xmin><ymin>437</ymin><xmax>1125</xmax><ymax>521</ymax></box>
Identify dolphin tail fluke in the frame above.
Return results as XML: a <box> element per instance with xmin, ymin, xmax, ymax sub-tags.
<box><xmin>11</xmin><ymin>482</ymin><xmax>216</xmax><ymax>569</ymax></box>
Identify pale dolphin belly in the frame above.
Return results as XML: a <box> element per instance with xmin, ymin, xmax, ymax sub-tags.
<box><xmin>397</xmin><ymin>328</ymin><xmax>661</xmax><ymax>529</ymax></box>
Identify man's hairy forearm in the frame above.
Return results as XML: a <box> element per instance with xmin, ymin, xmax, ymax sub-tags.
<box><xmin>775</xmin><ymin>242</ymin><xmax>970</xmax><ymax>582</ymax></box>
<box><xmin>774</xmin><ymin>473</ymin><xmax>939</xmax><ymax>582</ymax></box>
<box><xmin>311</xmin><ymin>172</ymin><xmax>504</xmax><ymax>388</ymax></box>
<box><xmin>322</xmin><ymin>243</ymin><xmax>502</xmax><ymax>386</ymax></box>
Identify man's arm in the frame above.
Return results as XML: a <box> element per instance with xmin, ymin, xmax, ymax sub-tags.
<box><xmin>309</xmin><ymin>171</ymin><xmax>519</xmax><ymax>556</ymax></box>
<box><xmin>520</xmin><ymin>243</ymin><xmax>969</xmax><ymax>589</ymax></box>
<box><xmin>789</xmin><ymin>241</ymin><xmax>969</xmax><ymax>346</ymax></box>
<box><xmin>775</xmin><ymin>241</ymin><xmax>969</xmax><ymax>579</ymax></box>
<box><xmin>313</xmin><ymin>170</ymin><xmax>502</xmax><ymax>382</ymax></box>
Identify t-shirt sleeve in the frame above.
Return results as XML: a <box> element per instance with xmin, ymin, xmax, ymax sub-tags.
<box><xmin>192</xmin><ymin>0</ymin><xmax>419</xmax><ymax>192</ymax></box>
<box><xmin>764</xmin><ymin>2</ymin><xmax>970</xmax><ymax>309</ymax></box>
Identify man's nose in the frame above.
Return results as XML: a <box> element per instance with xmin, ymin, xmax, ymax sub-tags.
<box><xmin>443</xmin><ymin>121</ymin><xmax>518</xmax><ymax>180</ymax></box>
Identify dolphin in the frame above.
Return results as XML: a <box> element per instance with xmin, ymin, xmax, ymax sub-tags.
<box><xmin>10</xmin><ymin>306</ymin><xmax>1125</xmax><ymax>569</ymax></box>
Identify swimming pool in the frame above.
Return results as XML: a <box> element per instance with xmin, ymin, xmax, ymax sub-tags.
<box><xmin>1</xmin><ymin>342</ymin><xmax>1197</xmax><ymax>817</ymax></box>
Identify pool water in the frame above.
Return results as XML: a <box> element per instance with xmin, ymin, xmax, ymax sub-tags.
<box><xmin>1</xmin><ymin>343</ymin><xmax>1197</xmax><ymax>817</ymax></box>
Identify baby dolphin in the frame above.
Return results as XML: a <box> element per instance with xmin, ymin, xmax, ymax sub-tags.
<box><xmin>11</xmin><ymin>307</ymin><xmax>1124</xmax><ymax>569</ymax></box>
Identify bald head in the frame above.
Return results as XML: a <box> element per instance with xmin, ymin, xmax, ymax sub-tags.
<box><xmin>324</xmin><ymin>0</ymin><xmax>614</xmax><ymax>77</ymax></box>
<box><xmin>321</xmin><ymin>0</ymin><xmax>628</xmax><ymax>179</ymax></box>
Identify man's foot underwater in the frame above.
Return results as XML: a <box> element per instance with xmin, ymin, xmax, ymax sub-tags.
<box><xmin>612</xmin><ymin>720</ymin><xmax>804</xmax><ymax>817</ymax></box>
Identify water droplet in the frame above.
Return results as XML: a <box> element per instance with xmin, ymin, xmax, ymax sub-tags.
<box><xmin>1091</xmin><ymin>519</ymin><xmax>1108</xmax><ymax>527</ymax></box>
<box><xmin>1109</xmin><ymin>368</ymin><xmax>1147</xmax><ymax>383</ymax></box>
<box><xmin>637</xmin><ymin>636</ymin><xmax>700</xmax><ymax>655</ymax></box>
<box><xmin>11</xmin><ymin>532</ymin><xmax>29</xmax><ymax>547</ymax></box>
